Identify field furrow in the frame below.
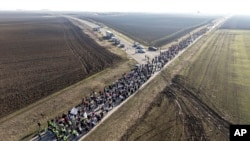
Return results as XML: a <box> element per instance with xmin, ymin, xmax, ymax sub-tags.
<box><xmin>0</xmin><ymin>16</ymin><xmax>121</xmax><ymax>118</ymax></box>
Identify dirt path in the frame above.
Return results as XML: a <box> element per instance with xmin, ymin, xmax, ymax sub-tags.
<box><xmin>196</xmin><ymin>31</ymin><xmax>222</xmax><ymax>93</ymax></box>
<box><xmin>170</xmin><ymin>76</ymin><xmax>230</xmax><ymax>138</ymax></box>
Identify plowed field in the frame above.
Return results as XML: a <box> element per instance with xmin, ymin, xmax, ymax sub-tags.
<box><xmin>0</xmin><ymin>15</ymin><xmax>121</xmax><ymax>118</ymax></box>
<box><xmin>82</xmin><ymin>13</ymin><xmax>216</xmax><ymax>46</ymax></box>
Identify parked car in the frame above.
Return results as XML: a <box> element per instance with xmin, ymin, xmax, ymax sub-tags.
<box><xmin>136</xmin><ymin>45</ymin><xmax>145</xmax><ymax>49</ymax></box>
<box><xmin>148</xmin><ymin>46</ymin><xmax>158</xmax><ymax>51</ymax></box>
<box><xmin>119</xmin><ymin>44</ymin><xmax>125</xmax><ymax>48</ymax></box>
<box><xmin>133</xmin><ymin>42</ymin><xmax>140</xmax><ymax>47</ymax></box>
<box><xmin>137</xmin><ymin>49</ymin><xmax>146</xmax><ymax>53</ymax></box>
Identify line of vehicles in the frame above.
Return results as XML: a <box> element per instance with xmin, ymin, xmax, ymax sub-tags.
<box><xmin>132</xmin><ymin>42</ymin><xmax>158</xmax><ymax>53</ymax></box>
<box><xmin>93</xmin><ymin>27</ymin><xmax>158</xmax><ymax>53</ymax></box>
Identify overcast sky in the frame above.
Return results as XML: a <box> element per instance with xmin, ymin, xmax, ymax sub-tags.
<box><xmin>0</xmin><ymin>0</ymin><xmax>249</xmax><ymax>15</ymax></box>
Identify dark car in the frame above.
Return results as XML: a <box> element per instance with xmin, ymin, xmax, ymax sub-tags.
<box><xmin>119</xmin><ymin>44</ymin><xmax>125</xmax><ymax>48</ymax></box>
<box><xmin>148</xmin><ymin>46</ymin><xmax>158</xmax><ymax>51</ymax></box>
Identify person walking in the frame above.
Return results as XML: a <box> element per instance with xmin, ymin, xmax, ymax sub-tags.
<box><xmin>37</xmin><ymin>121</ymin><xmax>42</xmax><ymax>140</ymax></box>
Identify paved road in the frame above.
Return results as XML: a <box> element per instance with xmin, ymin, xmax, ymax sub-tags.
<box><xmin>64</xmin><ymin>15</ymin><xmax>160</xmax><ymax>64</ymax></box>
<box><xmin>31</xmin><ymin>16</ymin><xmax>227</xmax><ymax>141</ymax></box>
<box><xmin>31</xmin><ymin>33</ymin><xmax>202</xmax><ymax>141</ymax></box>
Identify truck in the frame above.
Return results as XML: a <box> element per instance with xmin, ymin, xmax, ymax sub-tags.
<box><xmin>105</xmin><ymin>30</ymin><xmax>114</xmax><ymax>39</ymax></box>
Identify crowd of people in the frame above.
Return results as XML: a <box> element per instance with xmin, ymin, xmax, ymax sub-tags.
<box><xmin>38</xmin><ymin>27</ymin><xmax>208</xmax><ymax>141</ymax></box>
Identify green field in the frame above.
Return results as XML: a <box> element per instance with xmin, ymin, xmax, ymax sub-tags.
<box><xmin>181</xmin><ymin>30</ymin><xmax>250</xmax><ymax>123</ymax></box>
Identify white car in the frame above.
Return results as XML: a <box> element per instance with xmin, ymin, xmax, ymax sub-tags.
<box><xmin>136</xmin><ymin>45</ymin><xmax>145</xmax><ymax>49</ymax></box>
<box><xmin>133</xmin><ymin>42</ymin><xmax>140</xmax><ymax>47</ymax></box>
<box><xmin>137</xmin><ymin>49</ymin><xmax>146</xmax><ymax>53</ymax></box>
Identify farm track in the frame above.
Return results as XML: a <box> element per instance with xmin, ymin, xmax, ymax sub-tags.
<box><xmin>62</xmin><ymin>22</ymin><xmax>88</xmax><ymax>73</ymax></box>
<box><xmin>230</xmin><ymin>33</ymin><xmax>239</xmax><ymax>120</ymax></box>
<box><xmin>0</xmin><ymin>55</ymin><xmax>71</xmax><ymax>65</ymax></box>
<box><xmin>228</xmin><ymin>33</ymin><xmax>240</xmax><ymax>123</ymax></box>
<box><xmin>197</xmin><ymin>31</ymin><xmax>222</xmax><ymax>93</ymax></box>
<box><xmin>191</xmin><ymin>30</ymin><xmax>241</xmax><ymax>122</ymax></box>
<box><xmin>220</xmin><ymin>32</ymin><xmax>236</xmax><ymax>120</ymax></box>
<box><xmin>62</xmin><ymin>20</ymin><xmax>119</xmax><ymax>71</ymax></box>
<box><xmin>171</xmin><ymin>76</ymin><xmax>230</xmax><ymax>138</ymax></box>
<box><xmin>131</xmin><ymin>95</ymin><xmax>172</xmax><ymax>140</ymax></box>
<box><xmin>63</xmin><ymin>23</ymin><xmax>81</xmax><ymax>62</ymax></box>
<box><xmin>123</xmin><ymin>74</ymin><xmax>230</xmax><ymax>141</ymax></box>
<box><xmin>194</xmin><ymin>31</ymin><xmax>224</xmax><ymax>112</ymax></box>
<box><xmin>0</xmin><ymin>21</ymin><xmax>54</xmax><ymax>26</ymax></box>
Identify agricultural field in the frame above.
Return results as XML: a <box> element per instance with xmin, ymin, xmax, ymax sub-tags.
<box><xmin>84</xmin><ymin>17</ymin><xmax>250</xmax><ymax>141</ymax></box>
<box><xmin>117</xmin><ymin>30</ymin><xmax>250</xmax><ymax>141</ymax></box>
<box><xmin>181</xmin><ymin>29</ymin><xmax>250</xmax><ymax>123</ymax></box>
<box><xmin>0</xmin><ymin>13</ymin><xmax>121</xmax><ymax>118</ymax></box>
<box><xmin>83</xmin><ymin>30</ymin><xmax>230</xmax><ymax>141</ymax></box>
<box><xmin>81</xmin><ymin>13</ymin><xmax>217</xmax><ymax>46</ymax></box>
<box><xmin>220</xmin><ymin>15</ymin><xmax>250</xmax><ymax>30</ymax></box>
